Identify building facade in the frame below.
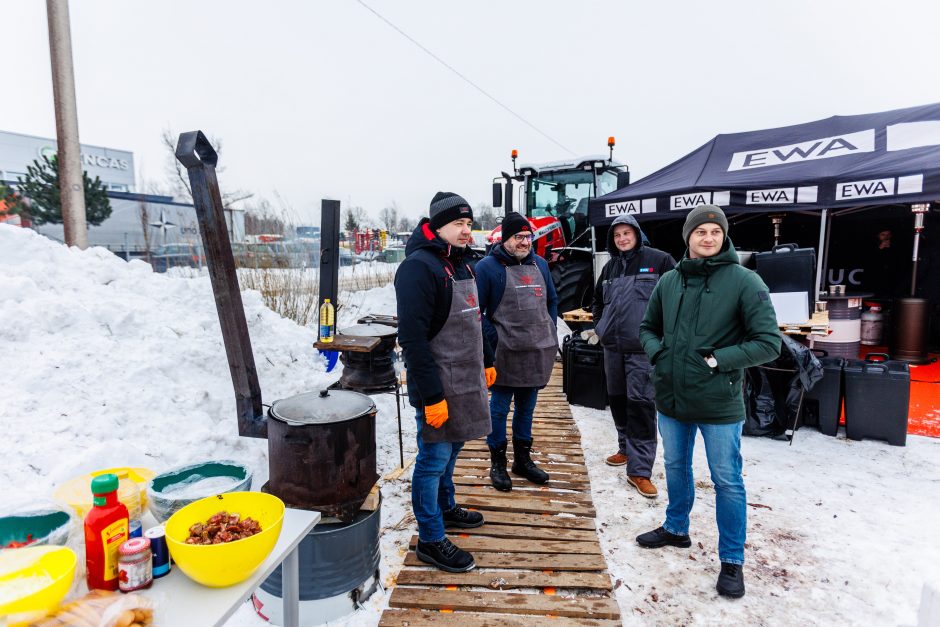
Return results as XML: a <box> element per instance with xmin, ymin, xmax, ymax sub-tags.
<box><xmin>0</xmin><ymin>129</ymin><xmax>135</xmax><ymax>192</ymax></box>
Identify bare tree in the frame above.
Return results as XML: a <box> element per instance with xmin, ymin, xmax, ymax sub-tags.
<box><xmin>397</xmin><ymin>215</ymin><xmax>416</xmax><ymax>233</ymax></box>
<box><xmin>379</xmin><ymin>202</ymin><xmax>399</xmax><ymax>232</ymax></box>
<box><xmin>161</xmin><ymin>127</ymin><xmax>254</xmax><ymax>208</ymax></box>
<box><xmin>475</xmin><ymin>202</ymin><xmax>499</xmax><ymax>230</ymax></box>
<box><xmin>245</xmin><ymin>198</ymin><xmax>289</xmax><ymax>236</ymax></box>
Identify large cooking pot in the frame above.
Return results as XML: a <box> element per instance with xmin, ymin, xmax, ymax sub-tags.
<box><xmin>266</xmin><ymin>389</ymin><xmax>378</xmax><ymax>522</ymax></box>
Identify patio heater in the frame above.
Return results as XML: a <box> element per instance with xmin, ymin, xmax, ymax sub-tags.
<box><xmin>891</xmin><ymin>203</ymin><xmax>931</xmax><ymax>364</ymax></box>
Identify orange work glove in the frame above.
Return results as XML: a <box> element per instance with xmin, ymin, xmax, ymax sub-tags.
<box><xmin>485</xmin><ymin>367</ymin><xmax>497</xmax><ymax>388</ymax></box>
<box><xmin>424</xmin><ymin>399</ymin><xmax>449</xmax><ymax>429</ymax></box>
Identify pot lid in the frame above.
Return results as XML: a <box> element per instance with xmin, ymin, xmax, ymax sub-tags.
<box><xmin>269</xmin><ymin>389</ymin><xmax>376</xmax><ymax>426</ymax></box>
<box><xmin>339</xmin><ymin>323</ymin><xmax>397</xmax><ymax>338</ymax></box>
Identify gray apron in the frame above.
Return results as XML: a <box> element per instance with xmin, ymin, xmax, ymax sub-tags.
<box><xmin>423</xmin><ymin>273</ymin><xmax>491</xmax><ymax>443</ymax></box>
<box><xmin>594</xmin><ymin>273</ymin><xmax>659</xmax><ymax>354</ymax></box>
<box><xmin>492</xmin><ymin>264</ymin><xmax>558</xmax><ymax>388</ymax></box>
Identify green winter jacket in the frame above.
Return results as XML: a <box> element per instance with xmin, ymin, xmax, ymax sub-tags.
<box><xmin>639</xmin><ymin>239</ymin><xmax>781</xmax><ymax>424</ymax></box>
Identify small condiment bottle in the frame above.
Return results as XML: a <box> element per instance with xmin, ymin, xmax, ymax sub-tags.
<box><xmin>118</xmin><ymin>537</ymin><xmax>153</xmax><ymax>592</ymax></box>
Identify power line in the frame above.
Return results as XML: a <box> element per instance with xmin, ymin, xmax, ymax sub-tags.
<box><xmin>355</xmin><ymin>0</ymin><xmax>576</xmax><ymax>156</ymax></box>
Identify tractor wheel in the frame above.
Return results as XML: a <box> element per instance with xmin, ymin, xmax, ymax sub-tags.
<box><xmin>551</xmin><ymin>260</ymin><xmax>594</xmax><ymax>317</ymax></box>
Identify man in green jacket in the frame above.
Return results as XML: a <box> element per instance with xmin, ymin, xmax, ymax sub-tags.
<box><xmin>635</xmin><ymin>205</ymin><xmax>780</xmax><ymax>599</ymax></box>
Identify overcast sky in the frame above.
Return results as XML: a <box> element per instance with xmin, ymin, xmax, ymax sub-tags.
<box><xmin>4</xmin><ymin>0</ymin><xmax>939</xmax><ymax>225</ymax></box>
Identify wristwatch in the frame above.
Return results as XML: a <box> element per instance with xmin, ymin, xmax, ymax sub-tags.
<box><xmin>705</xmin><ymin>354</ymin><xmax>718</xmax><ymax>369</ymax></box>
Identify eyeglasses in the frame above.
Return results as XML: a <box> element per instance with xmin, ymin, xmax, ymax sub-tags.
<box><xmin>512</xmin><ymin>234</ymin><xmax>533</xmax><ymax>242</ymax></box>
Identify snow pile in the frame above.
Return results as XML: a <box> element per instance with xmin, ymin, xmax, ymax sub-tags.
<box><xmin>0</xmin><ymin>225</ymin><xmax>415</xmax><ymax>626</ymax></box>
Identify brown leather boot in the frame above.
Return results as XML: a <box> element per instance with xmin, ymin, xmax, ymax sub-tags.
<box><xmin>628</xmin><ymin>475</ymin><xmax>658</xmax><ymax>498</ymax></box>
<box><xmin>606</xmin><ymin>452</ymin><xmax>628</xmax><ymax>466</ymax></box>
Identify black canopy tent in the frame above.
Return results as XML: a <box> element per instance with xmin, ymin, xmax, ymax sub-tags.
<box><xmin>589</xmin><ymin>102</ymin><xmax>940</xmax><ymax>299</ymax></box>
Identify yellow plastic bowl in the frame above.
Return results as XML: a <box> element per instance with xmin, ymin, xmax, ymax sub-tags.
<box><xmin>53</xmin><ymin>466</ymin><xmax>156</xmax><ymax>519</ymax></box>
<box><xmin>165</xmin><ymin>491</ymin><xmax>284</xmax><ymax>587</ymax></box>
<box><xmin>0</xmin><ymin>546</ymin><xmax>77</xmax><ymax>615</ymax></box>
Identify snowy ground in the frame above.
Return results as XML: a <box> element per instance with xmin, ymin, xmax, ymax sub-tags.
<box><xmin>2</xmin><ymin>223</ymin><xmax>939</xmax><ymax>626</ymax></box>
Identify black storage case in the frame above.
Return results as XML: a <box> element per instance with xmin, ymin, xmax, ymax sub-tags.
<box><xmin>843</xmin><ymin>354</ymin><xmax>909</xmax><ymax>446</ymax></box>
<box><xmin>562</xmin><ymin>334</ymin><xmax>607</xmax><ymax>410</ymax></box>
<box><xmin>755</xmin><ymin>243</ymin><xmax>816</xmax><ymax>319</ymax></box>
<box><xmin>801</xmin><ymin>353</ymin><xmax>844</xmax><ymax>436</ymax></box>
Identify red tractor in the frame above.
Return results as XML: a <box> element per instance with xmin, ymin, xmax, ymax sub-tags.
<box><xmin>489</xmin><ymin>139</ymin><xmax>630</xmax><ymax>315</ymax></box>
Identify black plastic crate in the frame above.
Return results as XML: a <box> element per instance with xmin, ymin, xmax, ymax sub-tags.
<box><xmin>843</xmin><ymin>354</ymin><xmax>910</xmax><ymax>446</ymax></box>
<box><xmin>755</xmin><ymin>243</ymin><xmax>816</xmax><ymax>319</ymax></box>
<box><xmin>801</xmin><ymin>354</ymin><xmax>844</xmax><ymax>436</ymax></box>
<box><xmin>563</xmin><ymin>335</ymin><xmax>607</xmax><ymax>410</ymax></box>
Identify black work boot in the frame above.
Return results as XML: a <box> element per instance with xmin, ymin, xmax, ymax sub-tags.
<box><xmin>716</xmin><ymin>562</ymin><xmax>745</xmax><ymax>598</ymax></box>
<box><xmin>442</xmin><ymin>505</ymin><xmax>484</xmax><ymax>529</ymax></box>
<box><xmin>511</xmin><ymin>437</ymin><xmax>549</xmax><ymax>485</ymax></box>
<box><xmin>636</xmin><ymin>526</ymin><xmax>692</xmax><ymax>549</ymax></box>
<box><xmin>488</xmin><ymin>443</ymin><xmax>512</xmax><ymax>492</ymax></box>
<box><xmin>415</xmin><ymin>537</ymin><xmax>476</xmax><ymax>573</ymax></box>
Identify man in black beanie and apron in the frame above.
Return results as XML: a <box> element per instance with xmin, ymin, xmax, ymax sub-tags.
<box><xmin>476</xmin><ymin>212</ymin><xmax>558</xmax><ymax>491</ymax></box>
<box><xmin>395</xmin><ymin>191</ymin><xmax>498</xmax><ymax>572</ymax></box>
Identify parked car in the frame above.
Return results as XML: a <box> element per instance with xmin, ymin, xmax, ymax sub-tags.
<box><xmin>357</xmin><ymin>250</ymin><xmax>387</xmax><ymax>263</ymax></box>
<box><xmin>340</xmin><ymin>249</ymin><xmax>359</xmax><ymax>266</ymax></box>
<box><xmin>150</xmin><ymin>243</ymin><xmax>205</xmax><ymax>273</ymax></box>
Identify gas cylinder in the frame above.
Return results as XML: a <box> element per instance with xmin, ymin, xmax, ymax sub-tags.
<box><xmin>860</xmin><ymin>303</ymin><xmax>884</xmax><ymax>346</ymax></box>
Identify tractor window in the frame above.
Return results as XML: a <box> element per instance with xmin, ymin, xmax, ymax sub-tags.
<box><xmin>526</xmin><ymin>171</ymin><xmax>593</xmax><ymax>218</ymax></box>
<box><xmin>596</xmin><ymin>171</ymin><xmax>619</xmax><ymax>197</ymax></box>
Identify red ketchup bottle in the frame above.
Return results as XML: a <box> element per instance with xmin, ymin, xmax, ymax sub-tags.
<box><xmin>84</xmin><ymin>473</ymin><xmax>130</xmax><ymax>591</ymax></box>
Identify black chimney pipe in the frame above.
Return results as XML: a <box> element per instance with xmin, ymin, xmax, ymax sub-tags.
<box><xmin>175</xmin><ymin>131</ymin><xmax>267</xmax><ymax>438</ymax></box>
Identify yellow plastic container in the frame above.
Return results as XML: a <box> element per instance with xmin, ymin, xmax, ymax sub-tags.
<box><xmin>0</xmin><ymin>546</ymin><xmax>77</xmax><ymax>616</ymax></box>
<box><xmin>165</xmin><ymin>491</ymin><xmax>284</xmax><ymax>588</ymax></box>
<box><xmin>319</xmin><ymin>298</ymin><xmax>335</xmax><ymax>343</ymax></box>
<box><xmin>53</xmin><ymin>467</ymin><xmax>154</xmax><ymax>520</ymax></box>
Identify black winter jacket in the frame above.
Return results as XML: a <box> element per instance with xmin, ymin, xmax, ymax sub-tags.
<box><xmin>592</xmin><ymin>214</ymin><xmax>676</xmax><ymax>323</ymax></box>
<box><xmin>394</xmin><ymin>219</ymin><xmax>495</xmax><ymax>408</ymax></box>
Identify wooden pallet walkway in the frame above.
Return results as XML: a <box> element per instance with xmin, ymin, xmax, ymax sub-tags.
<box><xmin>381</xmin><ymin>363</ymin><xmax>621</xmax><ymax>626</ymax></box>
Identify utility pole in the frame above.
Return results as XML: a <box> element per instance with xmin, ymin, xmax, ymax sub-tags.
<box><xmin>46</xmin><ymin>0</ymin><xmax>87</xmax><ymax>249</ymax></box>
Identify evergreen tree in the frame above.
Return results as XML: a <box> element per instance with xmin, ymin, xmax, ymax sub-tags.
<box><xmin>3</xmin><ymin>155</ymin><xmax>111</xmax><ymax>226</ymax></box>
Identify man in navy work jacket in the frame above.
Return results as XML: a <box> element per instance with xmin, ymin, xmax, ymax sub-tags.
<box><xmin>592</xmin><ymin>213</ymin><xmax>675</xmax><ymax>498</ymax></box>
<box><xmin>475</xmin><ymin>212</ymin><xmax>558</xmax><ymax>491</ymax></box>
<box><xmin>395</xmin><ymin>191</ymin><xmax>498</xmax><ymax>573</ymax></box>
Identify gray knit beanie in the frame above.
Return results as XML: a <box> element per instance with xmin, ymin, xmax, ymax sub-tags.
<box><xmin>682</xmin><ymin>204</ymin><xmax>729</xmax><ymax>244</ymax></box>
<box><xmin>429</xmin><ymin>192</ymin><xmax>473</xmax><ymax>231</ymax></box>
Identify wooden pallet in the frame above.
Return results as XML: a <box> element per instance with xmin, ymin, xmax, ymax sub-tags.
<box><xmin>380</xmin><ymin>363</ymin><xmax>621</xmax><ymax>626</ymax></box>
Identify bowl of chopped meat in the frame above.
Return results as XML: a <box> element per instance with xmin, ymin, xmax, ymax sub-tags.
<box><xmin>164</xmin><ymin>491</ymin><xmax>284</xmax><ymax>587</ymax></box>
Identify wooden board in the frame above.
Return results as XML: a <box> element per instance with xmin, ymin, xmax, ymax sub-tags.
<box><xmin>403</xmin><ymin>552</ymin><xmax>608</xmax><ymax>571</ymax></box>
<box><xmin>313</xmin><ymin>334</ymin><xmax>379</xmax><ymax>352</ymax></box>
<box><xmin>447</xmin><ymin>523</ymin><xmax>598</xmax><ymax>543</ymax></box>
<box><xmin>408</xmin><ymin>535</ymin><xmax>602</xmax><ymax>556</ymax></box>
<box><xmin>395</xmin><ymin>569</ymin><xmax>612</xmax><ymax>591</ymax></box>
<box><xmin>380</xmin><ymin>609</ymin><xmax>622</xmax><ymax>626</ymax></box>
<box><xmin>388</xmin><ymin>588</ymin><xmax>620</xmax><ymax>619</ymax></box>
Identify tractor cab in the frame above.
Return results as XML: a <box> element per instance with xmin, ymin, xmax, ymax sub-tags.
<box><xmin>489</xmin><ymin>142</ymin><xmax>630</xmax><ymax>313</ymax></box>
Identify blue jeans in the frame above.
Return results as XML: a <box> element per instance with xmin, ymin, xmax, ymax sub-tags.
<box><xmin>658</xmin><ymin>413</ymin><xmax>746</xmax><ymax>565</ymax></box>
<box><xmin>486</xmin><ymin>385</ymin><xmax>538</xmax><ymax>448</ymax></box>
<box><xmin>412</xmin><ymin>411</ymin><xmax>463</xmax><ymax>542</ymax></box>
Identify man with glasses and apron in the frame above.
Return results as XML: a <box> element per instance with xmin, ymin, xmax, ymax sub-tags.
<box><xmin>395</xmin><ymin>192</ymin><xmax>498</xmax><ymax>573</ymax></box>
<box><xmin>476</xmin><ymin>212</ymin><xmax>558</xmax><ymax>491</ymax></box>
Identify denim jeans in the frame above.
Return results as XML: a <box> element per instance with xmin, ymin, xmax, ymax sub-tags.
<box><xmin>412</xmin><ymin>411</ymin><xmax>464</xmax><ymax>542</ymax></box>
<box><xmin>658</xmin><ymin>413</ymin><xmax>746</xmax><ymax>565</ymax></box>
<box><xmin>486</xmin><ymin>385</ymin><xmax>538</xmax><ymax>448</ymax></box>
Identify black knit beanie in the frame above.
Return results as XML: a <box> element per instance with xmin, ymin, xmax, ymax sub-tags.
<box><xmin>500</xmin><ymin>212</ymin><xmax>532</xmax><ymax>241</ymax></box>
<box><xmin>682</xmin><ymin>204</ymin><xmax>729</xmax><ymax>244</ymax></box>
<box><xmin>429</xmin><ymin>192</ymin><xmax>473</xmax><ymax>231</ymax></box>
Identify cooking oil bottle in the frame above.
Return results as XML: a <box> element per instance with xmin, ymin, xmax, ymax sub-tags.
<box><xmin>319</xmin><ymin>298</ymin><xmax>335</xmax><ymax>343</ymax></box>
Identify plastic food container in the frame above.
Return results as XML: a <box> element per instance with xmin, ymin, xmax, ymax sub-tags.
<box><xmin>147</xmin><ymin>460</ymin><xmax>252</xmax><ymax>523</ymax></box>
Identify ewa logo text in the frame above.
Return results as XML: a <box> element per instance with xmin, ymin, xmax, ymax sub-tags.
<box><xmin>728</xmin><ymin>130</ymin><xmax>874</xmax><ymax>171</ymax></box>
<box><xmin>605</xmin><ymin>198</ymin><xmax>655</xmax><ymax>217</ymax></box>
<box><xmin>670</xmin><ymin>191</ymin><xmax>729</xmax><ymax>211</ymax></box>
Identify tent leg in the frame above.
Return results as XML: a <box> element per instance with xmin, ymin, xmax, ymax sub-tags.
<box><xmin>814</xmin><ymin>208</ymin><xmax>828</xmax><ymax>303</ymax></box>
